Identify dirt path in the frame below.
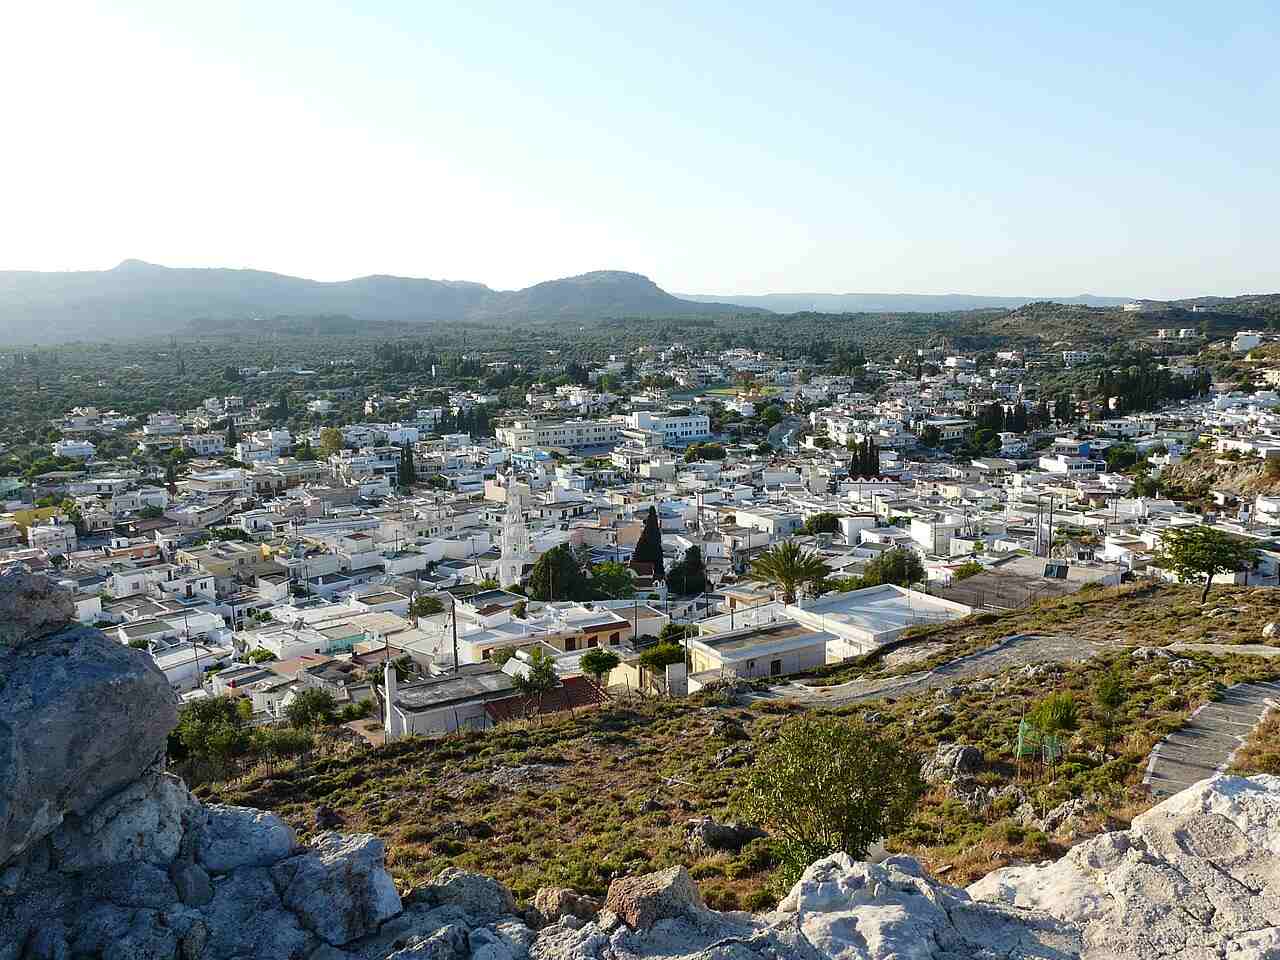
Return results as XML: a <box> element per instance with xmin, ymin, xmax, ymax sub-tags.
<box><xmin>1144</xmin><ymin>681</ymin><xmax>1280</xmax><ymax>798</ymax></box>
<box><xmin>754</xmin><ymin>633</ymin><xmax>1109</xmax><ymax>707</ymax></box>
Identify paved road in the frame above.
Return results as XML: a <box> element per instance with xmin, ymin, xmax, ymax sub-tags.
<box><xmin>1144</xmin><ymin>681</ymin><xmax>1280</xmax><ymax>798</ymax></box>
<box><xmin>1168</xmin><ymin>643</ymin><xmax>1280</xmax><ymax>659</ymax></box>
<box><xmin>754</xmin><ymin>634</ymin><xmax>1109</xmax><ymax>707</ymax></box>
<box><xmin>766</xmin><ymin>417</ymin><xmax>805</xmax><ymax>449</ymax></box>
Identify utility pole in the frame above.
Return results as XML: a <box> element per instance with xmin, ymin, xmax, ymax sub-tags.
<box><xmin>450</xmin><ymin>593</ymin><xmax>459</xmax><ymax>674</ymax></box>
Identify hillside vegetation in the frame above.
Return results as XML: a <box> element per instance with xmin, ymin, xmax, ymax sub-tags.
<box><xmin>203</xmin><ymin>583</ymin><xmax>1280</xmax><ymax>901</ymax></box>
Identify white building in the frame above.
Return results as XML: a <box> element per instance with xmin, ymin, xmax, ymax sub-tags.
<box><xmin>52</xmin><ymin>439</ymin><xmax>96</xmax><ymax>459</ymax></box>
<box><xmin>1233</xmin><ymin>331</ymin><xmax>1264</xmax><ymax>353</ymax></box>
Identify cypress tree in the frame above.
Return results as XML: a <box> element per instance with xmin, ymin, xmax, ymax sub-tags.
<box><xmin>632</xmin><ymin>505</ymin><xmax>666</xmax><ymax>580</ymax></box>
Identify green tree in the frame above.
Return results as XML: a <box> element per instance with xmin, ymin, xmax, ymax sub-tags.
<box><xmin>319</xmin><ymin>427</ymin><xmax>344</xmax><ymax>457</ymax></box>
<box><xmin>580</xmin><ymin>648</ymin><xmax>620</xmax><ymax>690</ymax></box>
<box><xmin>170</xmin><ymin>697</ymin><xmax>250</xmax><ymax>774</ymax></box>
<box><xmin>1027</xmin><ymin>691</ymin><xmax>1079</xmax><ymax>778</ymax></box>
<box><xmin>527</xmin><ymin>544</ymin><xmax>590</xmax><ymax>601</ymax></box>
<box><xmin>639</xmin><ymin>641</ymin><xmax>685</xmax><ymax>677</ymax></box>
<box><xmin>225</xmin><ymin>419</ymin><xmax>239</xmax><ymax>448</ymax></box>
<box><xmin>752</xmin><ymin>541</ymin><xmax>830</xmax><ymax>604</ymax></box>
<box><xmin>861</xmin><ymin>547</ymin><xmax>925</xmax><ymax>588</ymax></box>
<box><xmin>802</xmin><ymin>512</ymin><xmax>841</xmax><ymax>536</ymax></box>
<box><xmin>409</xmin><ymin>594</ymin><xmax>444</xmax><ymax>620</ymax></box>
<box><xmin>952</xmin><ymin>560</ymin><xmax>984</xmax><ymax>581</ymax></box>
<box><xmin>398</xmin><ymin>442</ymin><xmax>417</xmax><ymax>488</ymax></box>
<box><xmin>1156</xmin><ymin>525</ymin><xmax>1256</xmax><ymax>602</ymax></box>
<box><xmin>666</xmin><ymin>545</ymin><xmax>708</xmax><ymax>595</ymax></box>
<box><xmin>631</xmin><ymin>505</ymin><xmax>666</xmax><ymax>579</ymax></box>
<box><xmin>590</xmin><ymin>560</ymin><xmax>636</xmax><ymax>599</ymax></box>
<box><xmin>284</xmin><ymin>688</ymin><xmax>338</xmax><ymax>728</ymax></box>
<box><xmin>512</xmin><ymin>647</ymin><xmax>559</xmax><ymax>717</ymax></box>
<box><xmin>738</xmin><ymin>715</ymin><xmax>926</xmax><ymax>890</ymax></box>
<box><xmin>1092</xmin><ymin>670</ymin><xmax>1126</xmax><ymax>750</ymax></box>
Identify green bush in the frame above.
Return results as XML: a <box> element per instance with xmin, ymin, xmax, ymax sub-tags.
<box><xmin>737</xmin><ymin>714</ymin><xmax>925</xmax><ymax>890</ymax></box>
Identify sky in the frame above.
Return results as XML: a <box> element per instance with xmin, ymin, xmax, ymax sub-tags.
<box><xmin>2</xmin><ymin>1</ymin><xmax>1277</xmax><ymax>299</ymax></box>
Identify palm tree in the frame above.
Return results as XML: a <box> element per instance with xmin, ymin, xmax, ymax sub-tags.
<box><xmin>751</xmin><ymin>541</ymin><xmax>830</xmax><ymax>605</ymax></box>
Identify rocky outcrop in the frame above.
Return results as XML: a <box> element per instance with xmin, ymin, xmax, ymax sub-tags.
<box><xmin>0</xmin><ymin>571</ymin><xmax>535</xmax><ymax>960</ymax></box>
<box><xmin>603</xmin><ymin>865</ymin><xmax>705</xmax><ymax>931</ymax></box>
<box><xmin>535</xmin><ymin>778</ymin><xmax>1280</xmax><ymax>958</ymax></box>
<box><xmin>970</xmin><ymin>774</ymin><xmax>1280</xmax><ymax>959</ymax></box>
<box><xmin>531</xmin><ymin>887</ymin><xmax>601</xmax><ymax>927</ymax></box>
<box><xmin>922</xmin><ymin>741</ymin><xmax>984</xmax><ymax>784</ymax></box>
<box><xmin>0</xmin><ymin>568</ymin><xmax>177</xmax><ymax>868</ymax></box>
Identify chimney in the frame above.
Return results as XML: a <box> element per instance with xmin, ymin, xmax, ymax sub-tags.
<box><xmin>383</xmin><ymin>660</ymin><xmax>400</xmax><ymax>741</ymax></box>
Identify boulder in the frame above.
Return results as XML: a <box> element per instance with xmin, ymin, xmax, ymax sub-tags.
<box><xmin>0</xmin><ymin>567</ymin><xmax>76</xmax><ymax>648</ymax></box>
<box><xmin>273</xmin><ymin>832</ymin><xmax>402</xmax><ymax>946</ymax></box>
<box><xmin>0</xmin><ymin>608</ymin><xmax>177</xmax><ymax>867</ymax></box>
<box><xmin>532</xmin><ymin>887</ymin><xmax>601</xmax><ymax>926</ymax></box>
<box><xmin>1264</xmin><ymin>622</ymin><xmax>1278</xmax><ymax>640</ymax></box>
<box><xmin>683</xmin><ymin>817</ymin><xmax>767</xmax><ymax>854</ymax></box>
<box><xmin>604</xmin><ymin>865</ymin><xmax>704</xmax><ymax>930</ymax></box>
<box><xmin>424</xmin><ymin>867</ymin><xmax>517</xmax><ymax>923</ymax></box>
<box><xmin>49</xmin><ymin>769</ymin><xmax>198</xmax><ymax>872</ymax></box>
<box><xmin>922</xmin><ymin>743</ymin><xmax>983</xmax><ymax>784</ymax></box>
<box><xmin>200</xmin><ymin>866</ymin><xmax>317</xmax><ymax>960</ymax></box>
<box><xmin>969</xmin><ymin>774</ymin><xmax>1280</xmax><ymax>959</ymax></box>
<box><xmin>195</xmin><ymin>804</ymin><xmax>297</xmax><ymax>874</ymax></box>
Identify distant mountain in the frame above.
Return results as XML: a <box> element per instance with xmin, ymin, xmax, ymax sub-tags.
<box><xmin>679</xmin><ymin>291</ymin><xmax>1134</xmax><ymax>313</ymax></box>
<box><xmin>0</xmin><ymin>261</ymin><xmax>755</xmax><ymax>341</ymax></box>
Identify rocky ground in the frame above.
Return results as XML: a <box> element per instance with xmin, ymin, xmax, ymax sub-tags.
<box><xmin>7</xmin><ymin>568</ymin><xmax>1280</xmax><ymax>959</ymax></box>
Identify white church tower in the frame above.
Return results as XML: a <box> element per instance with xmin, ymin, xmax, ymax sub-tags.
<box><xmin>498</xmin><ymin>481</ymin><xmax>531</xmax><ymax>589</ymax></box>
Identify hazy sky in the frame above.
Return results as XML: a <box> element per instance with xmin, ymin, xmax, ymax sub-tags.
<box><xmin>3</xmin><ymin>2</ymin><xmax>1277</xmax><ymax>298</ymax></box>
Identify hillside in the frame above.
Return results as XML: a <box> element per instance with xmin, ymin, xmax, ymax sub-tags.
<box><xmin>0</xmin><ymin>261</ymin><xmax>755</xmax><ymax>341</ymax></box>
<box><xmin>207</xmin><ymin>582</ymin><xmax>1280</xmax><ymax>904</ymax></box>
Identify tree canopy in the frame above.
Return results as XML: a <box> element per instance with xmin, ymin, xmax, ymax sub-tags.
<box><xmin>751</xmin><ymin>541</ymin><xmax>830</xmax><ymax>604</ymax></box>
<box><xmin>631</xmin><ymin>505</ymin><xmax>665</xmax><ymax>580</ymax></box>
<box><xmin>738</xmin><ymin>715</ymin><xmax>925</xmax><ymax>889</ymax></box>
<box><xmin>1157</xmin><ymin>525</ymin><xmax>1256</xmax><ymax>602</ymax></box>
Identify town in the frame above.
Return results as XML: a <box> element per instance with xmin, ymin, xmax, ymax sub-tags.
<box><xmin>3</xmin><ymin>319</ymin><xmax>1278</xmax><ymax>732</ymax></box>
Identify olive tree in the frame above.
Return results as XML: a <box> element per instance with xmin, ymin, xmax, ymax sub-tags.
<box><xmin>1157</xmin><ymin>525</ymin><xmax>1256</xmax><ymax>603</ymax></box>
<box><xmin>738</xmin><ymin>715</ymin><xmax>925</xmax><ymax>889</ymax></box>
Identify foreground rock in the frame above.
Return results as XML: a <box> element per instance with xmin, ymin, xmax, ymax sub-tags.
<box><xmin>532</xmin><ymin>774</ymin><xmax>1280</xmax><ymax>960</ymax></box>
<box><xmin>0</xmin><ymin>568</ymin><xmax>177</xmax><ymax>868</ymax></box>
<box><xmin>970</xmin><ymin>773</ymin><xmax>1280</xmax><ymax>959</ymax></box>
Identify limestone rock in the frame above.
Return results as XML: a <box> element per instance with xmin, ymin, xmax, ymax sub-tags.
<box><xmin>532</xmin><ymin>887</ymin><xmax>601</xmax><ymax>926</ymax></box>
<box><xmin>683</xmin><ymin>817</ymin><xmax>767</xmax><ymax>854</ymax></box>
<box><xmin>968</xmin><ymin>774</ymin><xmax>1280</xmax><ymax>959</ymax></box>
<box><xmin>1264</xmin><ymin>621</ymin><xmax>1278</xmax><ymax>640</ymax></box>
<box><xmin>0</xmin><ymin>567</ymin><xmax>75</xmax><ymax>649</ymax></box>
<box><xmin>195</xmin><ymin>804</ymin><xmax>297</xmax><ymax>874</ymax></box>
<box><xmin>922</xmin><ymin>742</ymin><xmax>983</xmax><ymax>783</ymax></box>
<box><xmin>273</xmin><ymin>832</ymin><xmax>402</xmax><ymax>946</ymax></box>
<box><xmin>202</xmin><ymin>866</ymin><xmax>318</xmax><ymax>960</ymax></box>
<box><xmin>604</xmin><ymin>865</ymin><xmax>704</xmax><ymax>930</ymax></box>
<box><xmin>0</xmin><ymin>618</ymin><xmax>177</xmax><ymax>867</ymax></box>
<box><xmin>424</xmin><ymin>867</ymin><xmax>517</xmax><ymax>923</ymax></box>
<box><xmin>50</xmin><ymin>770</ymin><xmax>197</xmax><ymax>872</ymax></box>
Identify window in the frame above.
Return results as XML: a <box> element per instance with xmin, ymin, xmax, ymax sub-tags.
<box><xmin>482</xmin><ymin>649</ymin><xmax>491</xmax><ymax>660</ymax></box>
<box><xmin>565</xmin><ymin>637</ymin><xmax>577</xmax><ymax>651</ymax></box>
<box><xmin>770</xmin><ymin>659</ymin><xmax>783</xmax><ymax>676</ymax></box>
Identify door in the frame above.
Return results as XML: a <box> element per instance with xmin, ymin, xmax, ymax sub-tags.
<box><xmin>770</xmin><ymin>659</ymin><xmax>782</xmax><ymax>677</ymax></box>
